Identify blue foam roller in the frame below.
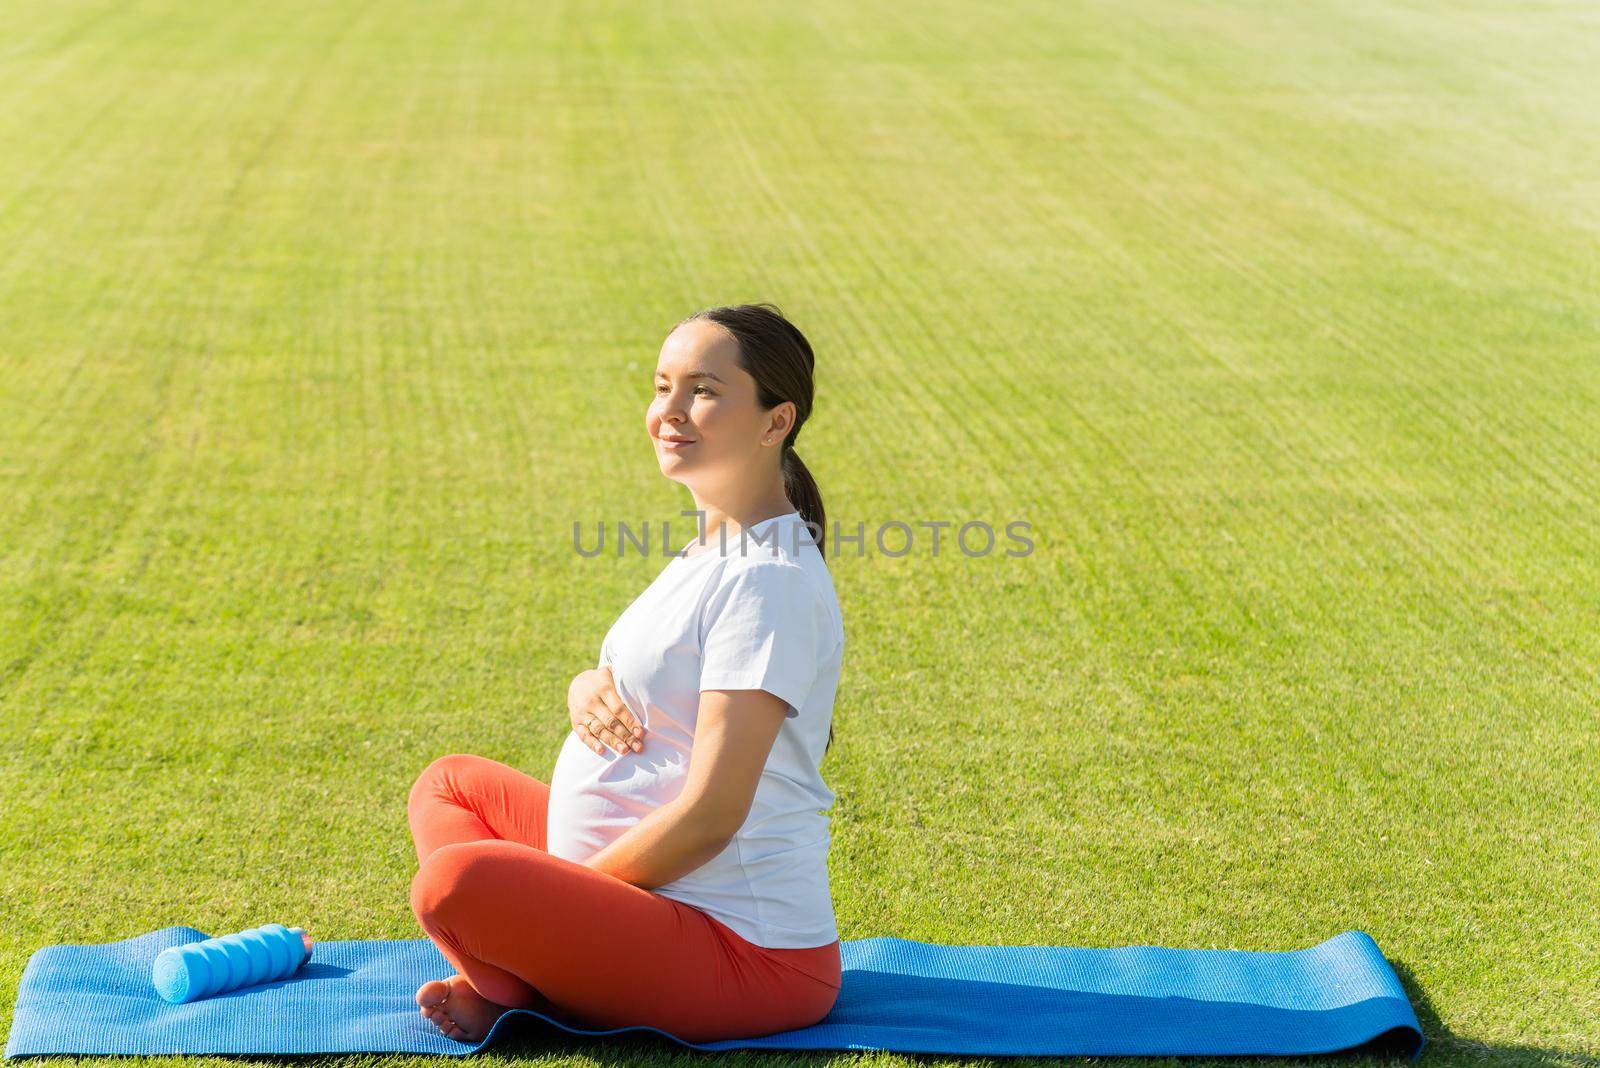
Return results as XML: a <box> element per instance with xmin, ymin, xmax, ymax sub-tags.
<box><xmin>237</xmin><ymin>932</ymin><xmax>272</xmax><ymax>986</ymax></box>
<box><xmin>259</xmin><ymin>924</ymin><xmax>298</xmax><ymax>979</ymax></box>
<box><xmin>216</xmin><ymin>935</ymin><xmax>249</xmax><ymax>990</ymax></box>
<box><xmin>151</xmin><ymin>924</ymin><xmax>310</xmax><ymax>1004</ymax></box>
<box><xmin>262</xmin><ymin>924</ymin><xmax>292</xmax><ymax>977</ymax></box>
<box><xmin>194</xmin><ymin>941</ymin><xmax>230</xmax><ymax>998</ymax></box>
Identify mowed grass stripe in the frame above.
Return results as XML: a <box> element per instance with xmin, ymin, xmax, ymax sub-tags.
<box><xmin>0</xmin><ymin>72</ymin><xmax>305</xmax><ymax>698</ymax></box>
<box><xmin>876</xmin><ymin>2</ymin><xmax>1600</xmax><ymax>668</ymax></box>
<box><xmin>846</xmin><ymin>7</ymin><xmax>1363</xmax><ymax>633</ymax></box>
<box><xmin>1054</xmin><ymin>19</ymin><xmax>1600</xmax><ymax>705</ymax></box>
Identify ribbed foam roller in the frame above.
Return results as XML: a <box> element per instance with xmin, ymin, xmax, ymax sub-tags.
<box><xmin>151</xmin><ymin>924</ymin><xmax>313</xmax><ymax>1003</ymax></box>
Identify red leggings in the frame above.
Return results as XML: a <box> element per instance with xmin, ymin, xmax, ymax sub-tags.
<box><xmin>407</xmin><ymin>753</ymin><xmax>842</xmax><ymax>1042</ymax></box>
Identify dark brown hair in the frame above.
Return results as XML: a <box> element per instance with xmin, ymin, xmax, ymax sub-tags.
<box><xmin>677</xmin><ymin>301</ymin><xmax>834</xmax><ymax>753</ymax></box>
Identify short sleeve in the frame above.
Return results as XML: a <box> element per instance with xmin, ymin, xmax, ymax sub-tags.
<box><xmin>699</xmin><ymin>561</ymin><xmax>829</xmax><ymax>716</ymax></box>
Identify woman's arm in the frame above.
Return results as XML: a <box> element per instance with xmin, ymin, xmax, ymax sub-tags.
<box><xmin>580</xmin><ymin>687</ymin><xmax>790</xmax><ymax>888</ymax></box>
<box><xmin>579</xmin><ymin>795</ymin><xmax>736</xmax><ymax>889</ymax></box>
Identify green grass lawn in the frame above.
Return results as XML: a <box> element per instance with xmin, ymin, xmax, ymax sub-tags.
<box><xmin>2</xmin><ymin>0</ymin><xmax>1596</xmax><ymax>1064</ymax></box>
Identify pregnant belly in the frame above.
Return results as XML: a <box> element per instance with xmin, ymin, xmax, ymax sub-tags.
<box><xmin>545</xmin><ymin>732</ymin><xmax>685</xmax><ymax>863</ymax></box>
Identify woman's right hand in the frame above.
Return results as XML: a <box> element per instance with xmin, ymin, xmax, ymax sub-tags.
<box><xmin>568</xmin><ymin>667</ymin><xmax>645</xmax><ymax>755</ymax></box>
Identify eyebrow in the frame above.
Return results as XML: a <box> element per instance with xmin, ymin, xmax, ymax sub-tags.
<box><xmin>655</xmin><ymin>369</ymin><xmax>724</xmax><ymax>383</ymax></box>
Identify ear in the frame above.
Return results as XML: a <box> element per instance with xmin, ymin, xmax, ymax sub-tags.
<box><xmin>767</xmin><ymin>400</ymin><xmax>797</xmax><ymax>440</ymax></box>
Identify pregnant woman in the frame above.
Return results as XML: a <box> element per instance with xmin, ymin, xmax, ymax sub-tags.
<box><xmin>406</xmin><ymin>302</ymin><xmax>845</xmax><ymax>1044</ymax></box>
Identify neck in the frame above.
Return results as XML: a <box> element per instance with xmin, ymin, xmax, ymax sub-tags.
<box><xmin>683</xmin><ymin>478</ymin><xmax>794</xmax><ymax>554</ymax></box>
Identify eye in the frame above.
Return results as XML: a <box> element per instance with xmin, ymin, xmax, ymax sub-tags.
<box><xmin>695</xmin><ymin>386</ymin><xmax>713</xmax><ymax>395</ymax></box>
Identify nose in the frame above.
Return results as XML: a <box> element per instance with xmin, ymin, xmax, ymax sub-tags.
<box><xmin>657</xmin><ymin>396</ymin><xmax>688</xmax><ymax>423</ymax></box>
<box><xmin>653</xmin><ymin>384</ymin><xmax>696</xmax><ymax>431</ymax></box>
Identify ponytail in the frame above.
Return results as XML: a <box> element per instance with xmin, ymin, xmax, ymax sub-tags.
<box><xmin>780</xmin><ymin>445</ymin><xmax>826</xmax><ymax>558</ymax></box>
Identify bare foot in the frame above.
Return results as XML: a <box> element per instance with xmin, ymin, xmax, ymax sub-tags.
<box><xmin>415</xmin><ymin>974</ymin><xmax>510</xmax><ymax>1043</ymax></box>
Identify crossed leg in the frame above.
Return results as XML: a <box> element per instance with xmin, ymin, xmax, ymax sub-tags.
<box><xmin>406</xmin><ymin>753</ymin><xmax>840</xmax><ymax>1044</ymax></box>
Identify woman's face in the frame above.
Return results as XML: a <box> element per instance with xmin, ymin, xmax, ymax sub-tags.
<box><xmin>649</xmin><ymin>319</ymin><xmax>787</xmax><ymax>486</ymax></box>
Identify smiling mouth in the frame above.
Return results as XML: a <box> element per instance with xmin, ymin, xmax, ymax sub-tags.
<box><xmin>660</xmin><ymin>438</ymin><xmax>696</xmax><ymax>446</ymax></box>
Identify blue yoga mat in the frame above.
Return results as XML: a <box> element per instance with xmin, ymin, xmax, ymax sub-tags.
<box><xmin>3</xmin><ymin>925</ymin><xmax>1423</xmax><ymax>1059</ymax></box>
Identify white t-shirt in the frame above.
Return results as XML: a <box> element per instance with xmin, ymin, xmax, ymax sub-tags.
<box><xmin>546</xmin><ymin>510</ymin><xmax>845</xmax><ymax>949</ymax></box>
